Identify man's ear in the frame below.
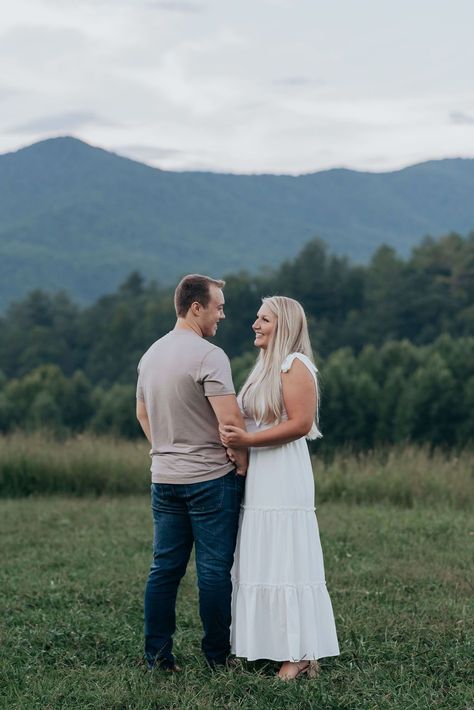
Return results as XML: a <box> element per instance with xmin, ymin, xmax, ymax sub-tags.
<box><xmin>190</xmin><ymin>301</ymin><xmax>202</xmax><ymax>316</ymax></box>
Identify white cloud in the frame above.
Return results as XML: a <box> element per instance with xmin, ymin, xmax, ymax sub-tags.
<box><xmin>144</xmin><ymin>1</ymin><xmax>205</xmax><ymax>12</ymax></box>
<box><xmin>450</xmin><ymin>111</ymin><xmax>474</xmax><ymax>126</ymax></box>
<box><xmin>9</xmin><ymin>111</ymin><xmax>118</xmax><ymax>133</ymax></box>
<box><xmin>118</xmin><ymin>144</ymin><xmax>185</xmax><ymax>160</ymax></box>
<box><xmin>272</xmin><ymin>76</ymin><xmax>318</xmax><ymax>88</ymax></box>
<box><xmin>1</xmin><ymin>0</ymin><xmax>474</xmax><ymax>172</ymax></box>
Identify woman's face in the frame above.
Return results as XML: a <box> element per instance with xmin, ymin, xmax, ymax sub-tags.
<box><xmin>252</xmin><ymin>303</ymin><xmax>277</xmax><ymax>350</ymax></box>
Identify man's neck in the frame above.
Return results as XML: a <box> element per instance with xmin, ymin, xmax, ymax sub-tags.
<box><xmin>174</xmin><ymin>318</ymin><xmax>203</xmax><ymax>337</ymax></box>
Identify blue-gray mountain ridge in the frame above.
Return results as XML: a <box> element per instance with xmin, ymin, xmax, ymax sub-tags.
<box><xmin>1</xmin><ymin>136</ymin><xmax>473</xmax><ymax>309</ymax></box>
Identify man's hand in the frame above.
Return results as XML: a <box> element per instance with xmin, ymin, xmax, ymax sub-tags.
<box><xmin>226</xmin><ymin>447</ymin><xmax>248</xmax><ymax>476</ymax></box>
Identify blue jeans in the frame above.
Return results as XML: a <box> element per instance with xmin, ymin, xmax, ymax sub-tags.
<box><xmin>144</xmin><ymin>469</ymin><xmax>245</xmax><ymax>668</ymax></box>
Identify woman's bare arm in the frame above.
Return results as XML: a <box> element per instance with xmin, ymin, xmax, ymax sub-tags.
<box><xmin>220</xmin><ymin>359</ymin><xmax>316</xmax><ymax>448</ymax></box>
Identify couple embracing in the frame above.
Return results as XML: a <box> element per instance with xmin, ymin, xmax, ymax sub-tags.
<box><xmin>136</xmin><ymin>274</ymin><xmax>339</xmax><ymax>680</ymax></box>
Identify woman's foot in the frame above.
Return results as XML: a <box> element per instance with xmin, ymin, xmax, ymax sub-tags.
<box><xmin>277</xmin><ymin>660</ymin><xmax>320</xmax><ymax>680</ymax></box>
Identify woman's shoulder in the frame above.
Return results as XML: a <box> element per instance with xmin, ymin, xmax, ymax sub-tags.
<box><xmin>281</xmin><ymin>352</ymin><xmax>318</xmax><ymax>375</ymax></box>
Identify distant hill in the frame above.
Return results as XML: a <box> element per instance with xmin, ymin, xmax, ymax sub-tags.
<box><xmin>1</xmin><ymin>136</ymin><xmax>474</xmax><ymax>309</ymax></box>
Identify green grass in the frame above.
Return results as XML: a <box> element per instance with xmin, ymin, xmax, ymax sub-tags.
<box><xmin>1</xmin><ymin>433</ymin><xmax>472</xmax><ymax>510</ymax></box>
<box><xmin>1</xmin><ymin>496</ymin><xmax>472</xmax><ymax>709</ymax></box>
<box><xmin>0</xmin><ymin>433</ymin><xmax>151</xmax><ymax>497</ymax></box>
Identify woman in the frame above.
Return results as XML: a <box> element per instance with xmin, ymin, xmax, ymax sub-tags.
<box><xmin>220</xmin><ymin>296</ymin><xmax>339</xmax><ymax>680</ymax></box>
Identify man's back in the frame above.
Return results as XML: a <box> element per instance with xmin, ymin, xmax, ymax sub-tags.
<box><xmin>139</xmin><ymin>274</ymin><xmax>247</xmax><ymax>671</ymax></box>
<box><xmin>137</xmin><ymin>329</ymin><xmax>235</xmax><ymax>483</ymax></box>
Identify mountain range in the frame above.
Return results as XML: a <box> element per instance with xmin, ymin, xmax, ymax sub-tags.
<box><xmin>1</xmin><ymin>136</ymin><xmax>473</xmax><ymax>309</ymax></box>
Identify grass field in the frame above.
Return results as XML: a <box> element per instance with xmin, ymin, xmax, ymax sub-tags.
<box><xmin>1</xmin><ymin>433</ymin><xmax>472</xmax><ymax>510</ymax></box>
<box><xmin>1</xmin><ymin>495</ymin><xmax>472</xmax><ymax>710</ymax></box>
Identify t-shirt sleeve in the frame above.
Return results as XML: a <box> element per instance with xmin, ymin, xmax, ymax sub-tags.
<box><xmin>200</xmin><ymin>348</ymin><xmax>235</xmax><ymax>397</ymax></box>
<box><xmin>136</xmin><ymin>357</ymin><xmax>145</xmax><ymax>401</ymax></box>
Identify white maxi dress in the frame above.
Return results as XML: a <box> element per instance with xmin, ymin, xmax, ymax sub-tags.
<box><xmin>230</xmin><ymin>352</ymin><xmax>340</xmax><ymax>662</ymax></box>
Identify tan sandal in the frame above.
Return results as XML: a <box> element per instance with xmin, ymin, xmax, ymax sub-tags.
<box><xmin>278</xmin><ymin>660</ymin><xmax>320</xmax><ymax>680</ymax></box>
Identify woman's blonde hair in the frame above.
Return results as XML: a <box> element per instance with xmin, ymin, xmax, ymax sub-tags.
<box><xmin>239</xmin><ymin>296</ymin><xmax>321</xmax><ymax>439</ymax></box>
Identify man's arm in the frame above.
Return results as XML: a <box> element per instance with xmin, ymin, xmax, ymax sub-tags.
<box><xmin>136</xmin><ymin>399</ymin><xmax>152</xmax><ymax>444</ymax></box>
<box><xmin>207</xmin><ymin>394</ymin><xmax>248</xmax><ymax>474</ymax></box>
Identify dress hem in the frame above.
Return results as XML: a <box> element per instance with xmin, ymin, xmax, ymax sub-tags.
<box><xmin>231</xmin><ymin>650</ymin><xmax>340</xmax><ymax>662</ymax></box>
<box><xmin>232</xmin><ymin>579</ymin><xmax>327</xmax><ymax>589</ymax></box>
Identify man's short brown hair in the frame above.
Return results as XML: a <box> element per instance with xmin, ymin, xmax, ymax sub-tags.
<box><xmin>174</xmin><ymin>274</ymin><xmax>225</xmax><ymax>317</ymax></box>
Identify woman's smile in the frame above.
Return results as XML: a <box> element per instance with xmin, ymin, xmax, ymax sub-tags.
<box><xmin>252</xmin><ymin>303</ymin><xmax>276</xmax><ymax>349</ymax></box>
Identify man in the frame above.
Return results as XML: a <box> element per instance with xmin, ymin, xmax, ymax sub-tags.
<box><xmin>136</xmin><ymin>274</ymin><xmax>247</xmax><ymax>671</ymax></box>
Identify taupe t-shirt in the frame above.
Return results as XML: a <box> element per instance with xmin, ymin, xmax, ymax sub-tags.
<box><xmin>136</xmin><ymin>329</ymin><xmax>235</xmax><ymax>484</ymax></box>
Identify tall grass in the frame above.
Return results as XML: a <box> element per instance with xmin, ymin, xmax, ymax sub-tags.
<box><xmin>0</xmin><ymin>432</ymin><xmax>150</xmax><ymax>497</ymax></box>
<box><xmin>0</xmin><ymin>432</ymin><xmax>472</xmax><ymax>508</ymax></box>
<box><xmin>315</xmin><ymin>446</ymin><xmax>473</xmax><ymax>509</ymax></box>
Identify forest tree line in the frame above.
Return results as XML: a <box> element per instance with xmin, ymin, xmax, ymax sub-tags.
<box><xmin>0</xmin><ymin>231</ymin><xmax>473</xmax><ymax>449</ymax></box>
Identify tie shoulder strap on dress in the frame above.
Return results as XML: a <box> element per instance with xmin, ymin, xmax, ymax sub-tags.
<box><xmin>281</xmin><ymin>352</ymin><xmax>318</xmax><ymax>380</ymax></box>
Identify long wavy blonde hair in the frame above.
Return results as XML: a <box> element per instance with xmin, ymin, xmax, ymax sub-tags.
<box><xmin>239</xmin><ymin>296</ymin><xmax>321</xmax><ymax>439</ymax></box>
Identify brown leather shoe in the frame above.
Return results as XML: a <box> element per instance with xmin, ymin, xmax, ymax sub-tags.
<box><xmin>164</xmin><ymin>664</ymin><xmax>181</xmax><ymax>673</ymax></box>
<box><xmin>146</xmin><ymin>661</ymin><xmax>181</xmax><ymax>673</ymax></box>
<box><xmin>225</xmin><ymin>657</ymin><xmax>243</xmax><ymax>669</ymax></box>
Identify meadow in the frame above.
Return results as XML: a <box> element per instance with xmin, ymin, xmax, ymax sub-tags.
<box><xmin>0</xmin><ymin>436</ymin><xmax>473</xmax><ymax>709</ymax></box>
<box><xmin>1</xmin><ymin>433</ymin><xmax>472</xmax><ymax>509</ymax></box>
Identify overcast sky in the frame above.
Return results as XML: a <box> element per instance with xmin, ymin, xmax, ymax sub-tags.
<box><xmin>1</xmin><ymin>0</ymin><xmax>474</xmax><ymax>173</ymax></box>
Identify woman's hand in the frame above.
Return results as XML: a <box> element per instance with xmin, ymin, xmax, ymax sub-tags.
<box><xmin>219</xmin><ymin>425</ymin><xmax>251</xmax><ymax>448</ymax></box>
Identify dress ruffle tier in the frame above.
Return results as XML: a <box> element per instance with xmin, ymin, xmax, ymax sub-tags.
<box><xmin>231</xmin><ymin>506</ymin><xmax>339</xmax><ymax>661</ymax></box>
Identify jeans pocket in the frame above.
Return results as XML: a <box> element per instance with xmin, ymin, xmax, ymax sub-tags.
<box><xmin>188</xmin><ymin>476</ymin><xmax>225</xmax><ymax>513</ymax></box>
<box><xmin>151</xmin><ymin>482</ymin><xmax>177</xmax><ymax>513</ymax></box>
